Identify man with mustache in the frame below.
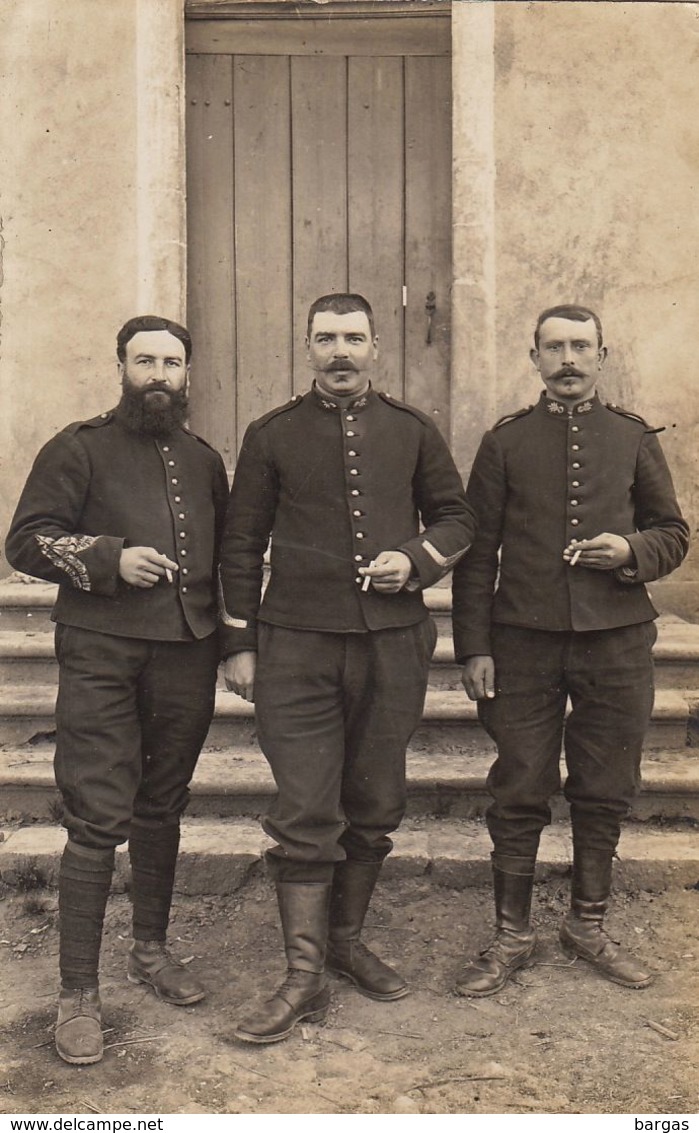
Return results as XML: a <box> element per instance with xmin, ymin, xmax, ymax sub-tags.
<box><xmin>219</xmin><ymin>292</ymin><xmax>476</xmax><ymax>1043</ymax></box>
<box><xmin>451</xmin><ymin>305</ymin><xmax>689</xmax><ymax>996</ymax></box>
<box><xmin>6</xmin><ymin>316</ymin><xmax>229</xmax><ymax>1064</ymax></box>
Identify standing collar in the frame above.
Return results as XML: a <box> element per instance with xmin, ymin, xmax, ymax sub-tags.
<box><xmin>310</xmin><ymin>381</ymin><xmax>374</xmax><ymax>413</ymax></box>
<box><xmin>539</xmin><ymin>391</ymin><xmax>599</xmax><ymax>418</ymax></box>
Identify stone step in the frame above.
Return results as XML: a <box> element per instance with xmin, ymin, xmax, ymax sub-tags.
<box><xmin>0</xmin><ymin>579</ymin><xmax>456</xmax><ymax>632</ymax></box>
<box><xmin>0</xmin><ymin>582</ymin><xmax>58</xmax><ymax>631</ymax></box>
<box><xmin>3</xmin><ymin>743</ymin><xmax>699</xmax><ymax>825</ymax></box>
<box><xmin>3</xmin><ymin>616</ymin><xmax>699</xmax><ymax>689</ymax></box>
<box><xmin>0</xmin><ymin>682</ymin><xmax>692</xmax><ymax>750</ymax></box>
<box><xmin>429</xmin><ymin>628</ymin><xmax>699</xmax><ymax>691</ymax></box>
<box><xmin>2</xmin><ymin>575</ymin><xmax>697</xmax><ymax>629</ymax></box>
<box><xmin>1</xmin><ymin>815</ymin><xmax>697</xmax><ymax>894</ymax></box>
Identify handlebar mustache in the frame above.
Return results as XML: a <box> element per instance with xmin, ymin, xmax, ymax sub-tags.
<box><xmin>552</xmin><ymin>367</ymin><xmax>585</xmax><ymax>380</ymax></box>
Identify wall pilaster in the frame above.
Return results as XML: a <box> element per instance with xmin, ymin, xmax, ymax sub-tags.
<box><xmin>449</xmin><ymin>0</ymin><xmax>496</xmax><ymax>475</ymax></box>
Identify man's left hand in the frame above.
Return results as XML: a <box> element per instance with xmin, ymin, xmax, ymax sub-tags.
<box><xmin>563</xmin><ymin>532</ymin><xmax>634</xmax><ymax>570</ymax></box>
<box><xmin>359</xmin><ymin>551</ymin><xmax>413</xmax><ymax>593</ymax></box>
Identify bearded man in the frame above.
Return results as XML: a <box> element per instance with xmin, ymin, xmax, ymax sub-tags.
<box><xmin>6</xmin><ymin>315</ymin><xmax>229</xmax><ymax>1065</ymax></box>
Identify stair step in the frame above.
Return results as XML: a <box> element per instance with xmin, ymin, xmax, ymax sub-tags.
<box><xmin>3</xmin><ymin>744</ymin><xmax>699</xmax><ymax>824</ymax></box>
<box><xmin>0</xmin><ymin>582</ymin><xmax>57</xmax><ymax>631</ymax></box>
<box><xmin>0</xmin><ymin>683</ymin><xmax>692</xmax><ymax>749</ymax></box>
<box><xmin>3</xmin><ymin>615</ymin><xmax>699</xmax><ymax>689</ymax></box>
<box><xmin>429</xmin><ymin>629</ymin><xmax>699</xmax><ymax>691</ymax></box>
<box><xmin>1</xmin><ymin>815</ymin><xmax>697</xmax><ymax>894</ymax></box>
<box><xmin>0</xmin><ymin>579</ymin><xmax>456</xmax><ymax>632</ymax></box>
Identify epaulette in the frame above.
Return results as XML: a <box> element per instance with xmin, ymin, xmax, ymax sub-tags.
<box><xmin>493</xmin><ymin>405</ymin><xmax>535</xmax><ymax>430</ymax></box>
<box><xmin>181</xmin><ymin>426</ymin><xmax>222</xmax><ymax>453</ymax></box>
<box><xmin>63</xmin><ymin>410</ymin><xmax>115</xmax><ymax>434</ymax></box>
<box><xmin>251</xmin><ymin>394</ymin><xmax>305</xmax><ymax>431</ymax></box>
<box><xmin>377</xmin><ymin>390</ymin><xmax>433</xmax><ymax>425</ymax></box>
<box><xmin>605</xmin><ymin>403</ymin><xmax>664</xmax><ymax>434</ymax></box>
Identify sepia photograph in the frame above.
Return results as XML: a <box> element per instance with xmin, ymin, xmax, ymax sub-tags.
<box><xmin>0</xmin><ymin>0</ymin><xmax>698</xmax><ymax>1122</ymax></box>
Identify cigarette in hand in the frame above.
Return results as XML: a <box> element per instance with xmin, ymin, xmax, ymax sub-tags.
<box><xmin>570</xmin><ymin>549</ymin><xmax>582</xmax><ymax>567</ymax></box>
<box><xmin>361</xmin><ymin>560</ymin><xmax>377</xmax><ymax>592</ymax></box>
<box><xmin>165</xmin><ymin>568</ymin><xmax>173</xmax><ymax>584</ymax></box>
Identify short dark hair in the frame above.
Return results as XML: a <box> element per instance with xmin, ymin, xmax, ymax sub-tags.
<box><xmin>116</xmin><ymin>315</ymin><xmax>192</xmax><ymax>363</ymax></box>
<box><xmin>306</xmin><ymin>293</ymin><xmax>376</xmax><ymax>339</ymax></box>
<box><xmin>534</xmin><ymin>305</ymin><xmax>603</xmax><ymax>350</ymax></box>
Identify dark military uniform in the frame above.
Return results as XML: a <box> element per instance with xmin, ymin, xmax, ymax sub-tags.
<box><xmin>452</xmin><ymin>391</ymin><xmax>689</xmax><ymax>855</ymax></box>
<box><xmin>6</xmin><ymin>407</ymin><xmax>230</xmax><ymax>848</ymax></box>
<box><xmin>219</xmin><ymin>383</ymin><xmax>476</xmax><ymax>879</ymax></box>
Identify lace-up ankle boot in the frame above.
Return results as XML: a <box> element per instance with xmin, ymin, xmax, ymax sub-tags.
<box><xmin>55</xmin><ymin>987</ymin><xmax>103</xmax><ymax>1065</ymax></box>
<box><xmin>128</xmin><ymin>940</ymin><xmax>206</xmax><ymax>1005</ymax></box>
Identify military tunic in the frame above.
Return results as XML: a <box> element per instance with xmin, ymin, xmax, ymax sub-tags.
<box><xmin>219</xmin><ymin>385</ymin><xmax>476</xmax><ymax>652</ymax></box>
<box><xmin>6</xmin><ymin>408</ymin><xmax>229</xmax><ymax>640</ymax></box>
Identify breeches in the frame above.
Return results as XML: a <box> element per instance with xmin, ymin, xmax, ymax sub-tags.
<box><xmin>54</xmin><ymin>625</ymin><xmax>219</xmax><ymax>849</ymax></box>
<box><xmin>253</xmin><ymin>619</ymin><xmax>437</xmax><ymax>879</ymax></box>
<box><xmin>478</xmin><ymin>623</ymin><xmax>657</xmax><ymax>856</ymax></box>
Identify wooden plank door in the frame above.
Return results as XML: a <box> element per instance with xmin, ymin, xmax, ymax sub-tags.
<box><xmin>185</xmin><ymin>15</ymin><xmax>451</xmax><ymax>467</ymax></box>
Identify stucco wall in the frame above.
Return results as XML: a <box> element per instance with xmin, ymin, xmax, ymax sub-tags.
<box><xmin>0</xmin><ymin>1</ymin><xmax>138</xmax><ymax>561</ymax></box>
<box><xmin>0</xmin><ymin>0</ymin><xmax>185</xmax><ymax>573</ymax></box>
<box><xmin>492</xmin><ymin>0</ymin><xmax>699</xmax><ymax>584</ymax></box>
<box><xmin>2</xmin><ymin>0</ymin><xmax>697</xmax><ymax>598</ymax></box>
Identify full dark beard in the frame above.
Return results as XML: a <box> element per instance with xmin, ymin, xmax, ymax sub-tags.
<box><xmin>117</xmin><ymin>380</ymin><xmax>189</xmax><ymax>437</ymax></box>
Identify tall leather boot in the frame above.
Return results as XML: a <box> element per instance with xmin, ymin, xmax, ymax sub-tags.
<box><xmin>559</xmin><ymin>847</ymin><xmax>652</xmax><ymax>988</ymax></box>
<box><xmin>56</xmin><ymin>840</ymin><xmax>114</xmax><ymax>1065</ymax></box>
<box><xmin>234</xmin><ymin>881</ymin><xmax>332</xmax><ymax>1044</ymax></box>
<box><xmin>454</xmin><ymin>854</ymin><xmax>537</xmax><ymax>997</ymax></box>
<box><xmin>326</xmin><ymin>860</ymin><xmax>408</xmax><ymax>1000</ymax></box>
<box><xmin>127</xmin><ymin>820</ymin><xmax>205</xmax><ymax>1005</ymax></box>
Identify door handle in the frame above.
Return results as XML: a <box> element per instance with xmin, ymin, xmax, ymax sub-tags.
<box><xmin>425</xmin><ymin>291</ymin><xmax>436</xmax><ymax>345</ymax></box>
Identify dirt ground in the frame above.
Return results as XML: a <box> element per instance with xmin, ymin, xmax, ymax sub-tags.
<box><xmin>1</xmin><ymin>875</ymin><xmax>697</xmax><ymax>1117</ymax></box>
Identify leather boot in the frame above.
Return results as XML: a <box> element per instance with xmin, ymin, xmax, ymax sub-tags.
<box><xmin>127</xmin><ymin>940</ymin><xmax>206</xmax><ymax>1005</ymax></box>
<box><xmin>55</xmin><ymin>987</ymin><xmax>103</xmax><ymax>1066</ymax></box>
<box><xmin>326</xmin><ymin>860</ymin><xmax>408</xmax><ymax>1000</ymax></box>
<box><xmin>234</xmin><ymin>881</ymin><xmax>332</xmax><ymax>1044</ymax></box>
<box><xmin>455</xmin><ymin>854</ymin><xmax>537</xmax><ymax>997</ymax></box>
<box><xmin>560</xmin><ymin>847</ymin><xmax>652</xmax><ymax>988</ymax></box>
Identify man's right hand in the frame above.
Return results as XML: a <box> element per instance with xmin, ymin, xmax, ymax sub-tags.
<box><xmin>119</xmin><ymin>547</ymin><xmax>179</xmax><ymax>588</ymax></box>
<box><xmin>461</xmin><ymin>655</ymin><xmax>496</xmax><ymax>701</ymax></box>
<box><xmin>224</xmin><ymin>651</ymin><xmax>257</xmax><ymax>702</ymax></box>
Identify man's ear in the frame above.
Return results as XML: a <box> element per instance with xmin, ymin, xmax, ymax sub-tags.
<box><xmin>529</xmin><ymin>347</ymin><xmax>540</xmax><ymax>371</ymax></box>
<box><xmin>117</xmin><ymin>360</ymin><xmax>125</xmax><ymax>382</ymax></box>
<box><xmin>372</xmin><ymin>335</ymin><xmax>379</xmax><ymax>360</ymax></box>
<box><xmin>597</xmin><ymin>345</ymin><xmax>608</xmax><ymax>369</ymax></box>
<box><xmin>304</xmin><ymin>336</ymin><xmax>311</xmax><ymax>361</ymax></box>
